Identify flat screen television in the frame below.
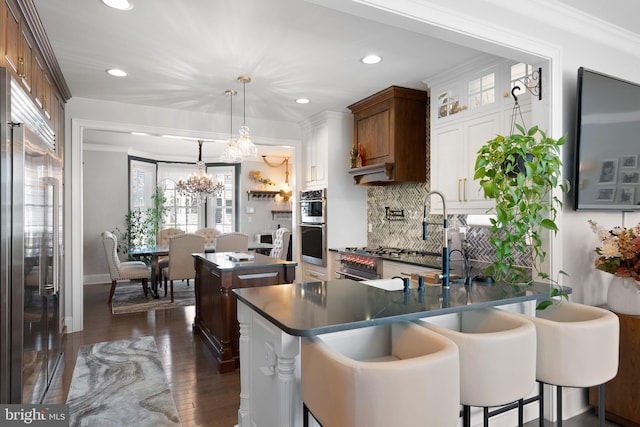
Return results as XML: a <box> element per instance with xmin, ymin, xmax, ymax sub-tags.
<box><xmin>574</xmin><ymin>67</ymin><xmax>640</xmax><ymax>210</ymax></box>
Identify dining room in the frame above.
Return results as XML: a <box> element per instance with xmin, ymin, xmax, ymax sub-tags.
<box><xmin>82</xmin><ymin>131</ymin><xmax>295</xmax><ymax>291</ymax></box>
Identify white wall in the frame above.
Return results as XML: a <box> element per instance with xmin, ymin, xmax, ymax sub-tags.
<box><xmin>239</xmin><ymin>157</ymin><xmax>294</xmax><ymax>241</ymax></box>
<box><xmin>82</xmin><ymin>149</ymin><xmax>128</xmax><ymax>278</ymax></box>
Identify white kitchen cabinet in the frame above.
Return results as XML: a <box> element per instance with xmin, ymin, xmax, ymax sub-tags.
<box><xmin>431</xmin><ymin>110</ymin><xmax>500</xmax><ymax>213</ymax></box>
<box><xmin>302</xmin><ymin>123</ymin><xmax>327</xmax><ymax>186</ymax></box>
<box><xmin>298</xmin><ymin>111</ymin><xmax>367</xmax><ymax>268</ymax></box>
<box><xmin>429</xmin><ymin>58</ymin><xmax>536</xmax><ymax>214</ymax></box>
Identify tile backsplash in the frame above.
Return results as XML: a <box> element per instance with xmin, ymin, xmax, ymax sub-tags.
<box><xmin>366</xmin><ymin>182</ymin><xmax>532</xmax><ymax>271</ymax></box>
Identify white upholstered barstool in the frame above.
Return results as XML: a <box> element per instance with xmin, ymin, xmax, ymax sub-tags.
<box><xmin>517</xmin><ymin>302</ymin><xmax>619</xmax><ymax>427</ymax></box>
<box><xmin>417</xmin><ymin>308</ymin><xmax>537</xmax><ymax>427</ymax></box>
<box><xmin>301</xmin><ymin>321</ymin><xmax>460</xmax><ymax>427</ymax></box>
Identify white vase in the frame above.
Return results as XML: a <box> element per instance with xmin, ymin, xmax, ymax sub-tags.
<box><xmin>607</xmin><ymin>276</ymin><xmax>640</xmax><ymax>315</ymax></box>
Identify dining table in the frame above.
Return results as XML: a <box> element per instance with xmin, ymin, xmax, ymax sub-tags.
<box><xmin>129</xmin><ymin>241</ymin><xmax>274</xmax><ymax>297</ymax></box>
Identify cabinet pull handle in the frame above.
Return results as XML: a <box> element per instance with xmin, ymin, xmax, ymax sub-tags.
<box><xmin>457</xmin><ymin>179</ymin><xmax>462</xmax><ymax>202</ymax></box>
<box><xmin>18</xmin><ymin>57</ymin><xmax>25</xmax><ymax>78</ymax></box>
<box><xmin>463</xmin><ymin>178</ymin><xmax>467</xmax><ymax>202</ymax></box>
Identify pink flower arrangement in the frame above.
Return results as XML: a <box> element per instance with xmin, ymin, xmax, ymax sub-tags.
<box><xmin>589</xmin><ymin>220</ymin><xmax>640</xmax><ymax>281</ymax></box>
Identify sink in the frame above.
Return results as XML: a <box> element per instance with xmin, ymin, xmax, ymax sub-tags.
<box><xmin>360</xmin><ymin>278</ymin><xmax>405</xmax><ymax>291</ymax></box>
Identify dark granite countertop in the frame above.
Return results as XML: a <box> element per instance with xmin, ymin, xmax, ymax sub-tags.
<box><xmin>193</xmin><ymin>252</ymin><xmax>296</xmax><ymax>271</ymax></box>
<box><xmin>233</xmin><ymin>279</ymin><xmax>570</xmax><ymax>337</ymax></box>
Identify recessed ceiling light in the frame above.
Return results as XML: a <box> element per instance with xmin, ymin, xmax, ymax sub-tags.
<box><xmin>296</xmin><ymin>98</ymin><xmax>310</xmax><ymax>104</ymax></box>
<box><xmin>106</xmin><ymin>68</ymin><xmax>127</xmax><ymax>77</ymax></box>
<box><xmin>101</xmin><ymin>0</ymin><xmax>133</xmax><ymax>10</ymax></box>
<box><xmin>361</xmin><ymin>54</ymin><xmax>382</xmax><ymax>65</ymax></box>
<box><xmin>130</xmin><ymin>132</ymin><xmax>148</xmax><ymax>136</ymax></box>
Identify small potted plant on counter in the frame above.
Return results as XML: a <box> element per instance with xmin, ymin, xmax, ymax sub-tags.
<box><xmin>474</xmin><ymin>124</ymin><xmax>570</xmax><ymax>306</ymax></box>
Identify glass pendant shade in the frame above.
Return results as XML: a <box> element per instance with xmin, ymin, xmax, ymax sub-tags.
<box><xmin>237</xmin><ymin>76</ymin><xmax>258</xmax><ymax>159</ymax></box>
<box><xmin>221</xmin><ymin>89</ymin><xmax>243</xmax><ymax>163</ymax></box>
<box><xmin>237</xmin><ymin>125</ymin><xmax>257</xmax><ymax>158</ymax></box>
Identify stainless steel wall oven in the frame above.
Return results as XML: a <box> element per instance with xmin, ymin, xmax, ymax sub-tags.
<box><xmin>299</xmin><ymin>189</ymin><xmax>326</xmax><ymax>266</ymax></box>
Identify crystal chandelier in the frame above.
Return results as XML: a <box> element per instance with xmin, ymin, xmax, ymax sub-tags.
<box><xmin>236</xmin><ymin>76</ymin><xmax>258</xmax><ymax>158</ymax></box>
<box><xmin>177</xmin><ymin>140</ymin><xmax>224</xmax><ymax>204</ymax></box>
<box><xmin>220</xmin><ymin>89</ymin><xmax>242</xmax><ymax>163</ymax></box>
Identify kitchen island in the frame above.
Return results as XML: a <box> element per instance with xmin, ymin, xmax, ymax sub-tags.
<box><xmin>233</xmin><ymin>279</ymin><xmax>570</xmax><ymax>427</ymax></box>
<box><xmin>192</xmin><ymin>252</ymin><xmax>296</xmax><ymax>373</ymax></box>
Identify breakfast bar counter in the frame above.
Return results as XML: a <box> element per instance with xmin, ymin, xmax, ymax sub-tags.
<box><xmin>232</xmin><ymin>279</ymin><xmax>570</xmax><ymax>427</ymax></box>
<box><xmin>233</xmin><ymin>279</ymin><xmax>567</xmax><ymax>336</ymax></box>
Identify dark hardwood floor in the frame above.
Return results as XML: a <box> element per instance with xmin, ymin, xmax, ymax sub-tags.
<box><xmin>46</xmin><ymin>283</ymin><xmax>240</xmax><ymax>427</ymax></box>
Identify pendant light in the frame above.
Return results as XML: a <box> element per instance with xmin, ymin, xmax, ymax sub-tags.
<box><xmin>177</xmin><ymin>140</ymin><xmax>224</xmax><ymax>204</ymax></box>
<box><xmin>236</xmin><ymin>76</ymin><xmax>258</xmax><ymax>158</ymax></box>
<box><xmin>220</xmin><ymin>89</ymin><xmax>242</xmax><ymax>163</ymax></box>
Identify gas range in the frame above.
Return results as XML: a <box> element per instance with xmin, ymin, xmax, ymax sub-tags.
<box><xmin>336</xmin><ymin>248</ymin><xmax>384</xmax><ymax>281</ymax></box>
<box><xmin>336</xmin><ymin>247</ymin><xmax>440</xmax><ymax>281</ymax></box>
<box><xmin>336</xmin><ymin>247</ymin><xmax>444</xmax><ymax>281</ymax></box>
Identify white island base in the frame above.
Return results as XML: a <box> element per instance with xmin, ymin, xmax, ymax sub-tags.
<box><xmin>237</xmin><ymin>300</ymin><xmax>303</xmax><ymax>427</ymax></box>
<box><xmin>236</xmin><ymin>297</ymin><xmax>555</xmax><ymax>427</ymax></box>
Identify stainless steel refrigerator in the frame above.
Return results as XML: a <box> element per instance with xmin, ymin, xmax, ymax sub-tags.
<box><xmin>0</xmin><ymin>67</ymin><xmax>64</xmax><ymax>404</ymax></box>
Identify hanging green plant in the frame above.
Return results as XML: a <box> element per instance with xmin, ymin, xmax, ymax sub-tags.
<box><xmin>474</xmin><ymin>123</ymin><xmax>569</xmax><ymax>287</ymax></box>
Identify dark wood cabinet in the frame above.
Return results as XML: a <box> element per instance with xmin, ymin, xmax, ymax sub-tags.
<box><xmin>1</xmin><ymin>0</ymin><xmax>70</xmax><ymax>130</ymax></box>
<box><xmin>589</xmin><ymin>311</ymin><xmax>640</xmax><ymax>427</ymax></box>
<box><xmin>193</xmin><ymin>253</ymin><xmax>296</xmax><ymax>373</ymax></box>
<box><xmin>347</xmin><ymin>85</ymin><xmax>428</xmax><ymax>185</ymax></box>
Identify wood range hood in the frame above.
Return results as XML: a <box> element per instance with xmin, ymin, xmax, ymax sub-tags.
<box><xmin>347</xmin><ymin>85</ymin><xmax>428</xmax><ymax>186</ymax></box>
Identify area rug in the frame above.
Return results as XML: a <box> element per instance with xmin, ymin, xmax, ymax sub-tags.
<box><xmin>66</xmin><ymin>336</ymin><xmax>181</xmax><ymax>427</ymax></box>
<box><xmin>111</xmin><ymin>280</ymin><xmax>195</xmax><ymax>315</ymax></box>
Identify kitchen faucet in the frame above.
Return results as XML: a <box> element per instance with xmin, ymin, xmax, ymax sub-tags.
<box><xmin>449</xmin><ymin>248</ymin><xmax>471</xmax><ymax>286</ymax></box>
<box><xmin>423</xmin><ymin>190</ymin><xmax>450</xmax><ymax>289</ymax></box>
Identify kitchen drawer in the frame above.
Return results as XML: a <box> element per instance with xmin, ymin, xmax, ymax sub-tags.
<box><xmin>382</xmin><ymin>260</ymin><xmax>440</xmax><ymax>280</ymax></box>
<box><xmin>302</xmin><ymin>263</ymin><xmax>327</xmax><ymax>282</ymax></box>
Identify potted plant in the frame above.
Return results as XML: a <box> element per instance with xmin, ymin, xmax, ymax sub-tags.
<box><xmin>474</xmin><ymin>124</ymin><xmax>569</xmax><ymax>299</ymax></box>
<box><xmin>112</xmin><ymin>185</ymin><xmax>168</xmax><ymax>261</ymax></box>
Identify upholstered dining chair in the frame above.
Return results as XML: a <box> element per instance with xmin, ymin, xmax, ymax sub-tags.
<box><xmin>214</xmin><ymin>232</ymin><xmax>249</xmax><ymax>253</ymax></box>
<box><xmin>161</xmin><ymin>233</ymin><xmax>205</xmax><ymax>302</ymax></box>
<box><xmin>101</xmin><ymin>231</ymin><xmax>150</xmax><ymax>304</ymax></box>
<box><xmin>194</xmin><ymin>227</ymin><xmax>222</xmax><ymax>245</ymax></box>
<box><xmin>157</xmin><ymin>227</ymin><xmax>186</xmax><ymax>246</ymax></box>
<box><xmin>269</xmin><ymin>227</ymin><xmax>291</xmax><ymax>260</ymax></box>
<box><xmin>155</xmin><ymin>227</ymin><xmax>186</xmax><ymax>288</ymax></box>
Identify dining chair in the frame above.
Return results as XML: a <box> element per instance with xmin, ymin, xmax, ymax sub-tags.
<box><xmin>101</xmin><ymin>231</ymin><xmax>150</xmax><ymax>304</ymax></box>
<box><xmin>161</xmin><ymin>233</ymin><xmax>205</xmax><ymax>302</ymax></box>
<box><xmin>194</xmin><ymin>227</ymin><xmax>222</xmax><ymax>245</ymax></box>
<box><xmin>157</xmin><ymin>227</ymin><xmax>186</xmax><ymax>246</ymax></box>
<box><xmin>214</xmin><ymin>232</ymin><xmax>249</xmax><ymax>253</ymax></box>
<box><xmin>269</xmin><ymin>227</ymin><xmax>291</xmax><ymax>260</ymax></box>
<box><xmin>155</xmin><ymin>227</ymin><xmax>186</xmax><ymax>289</ymax></box>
